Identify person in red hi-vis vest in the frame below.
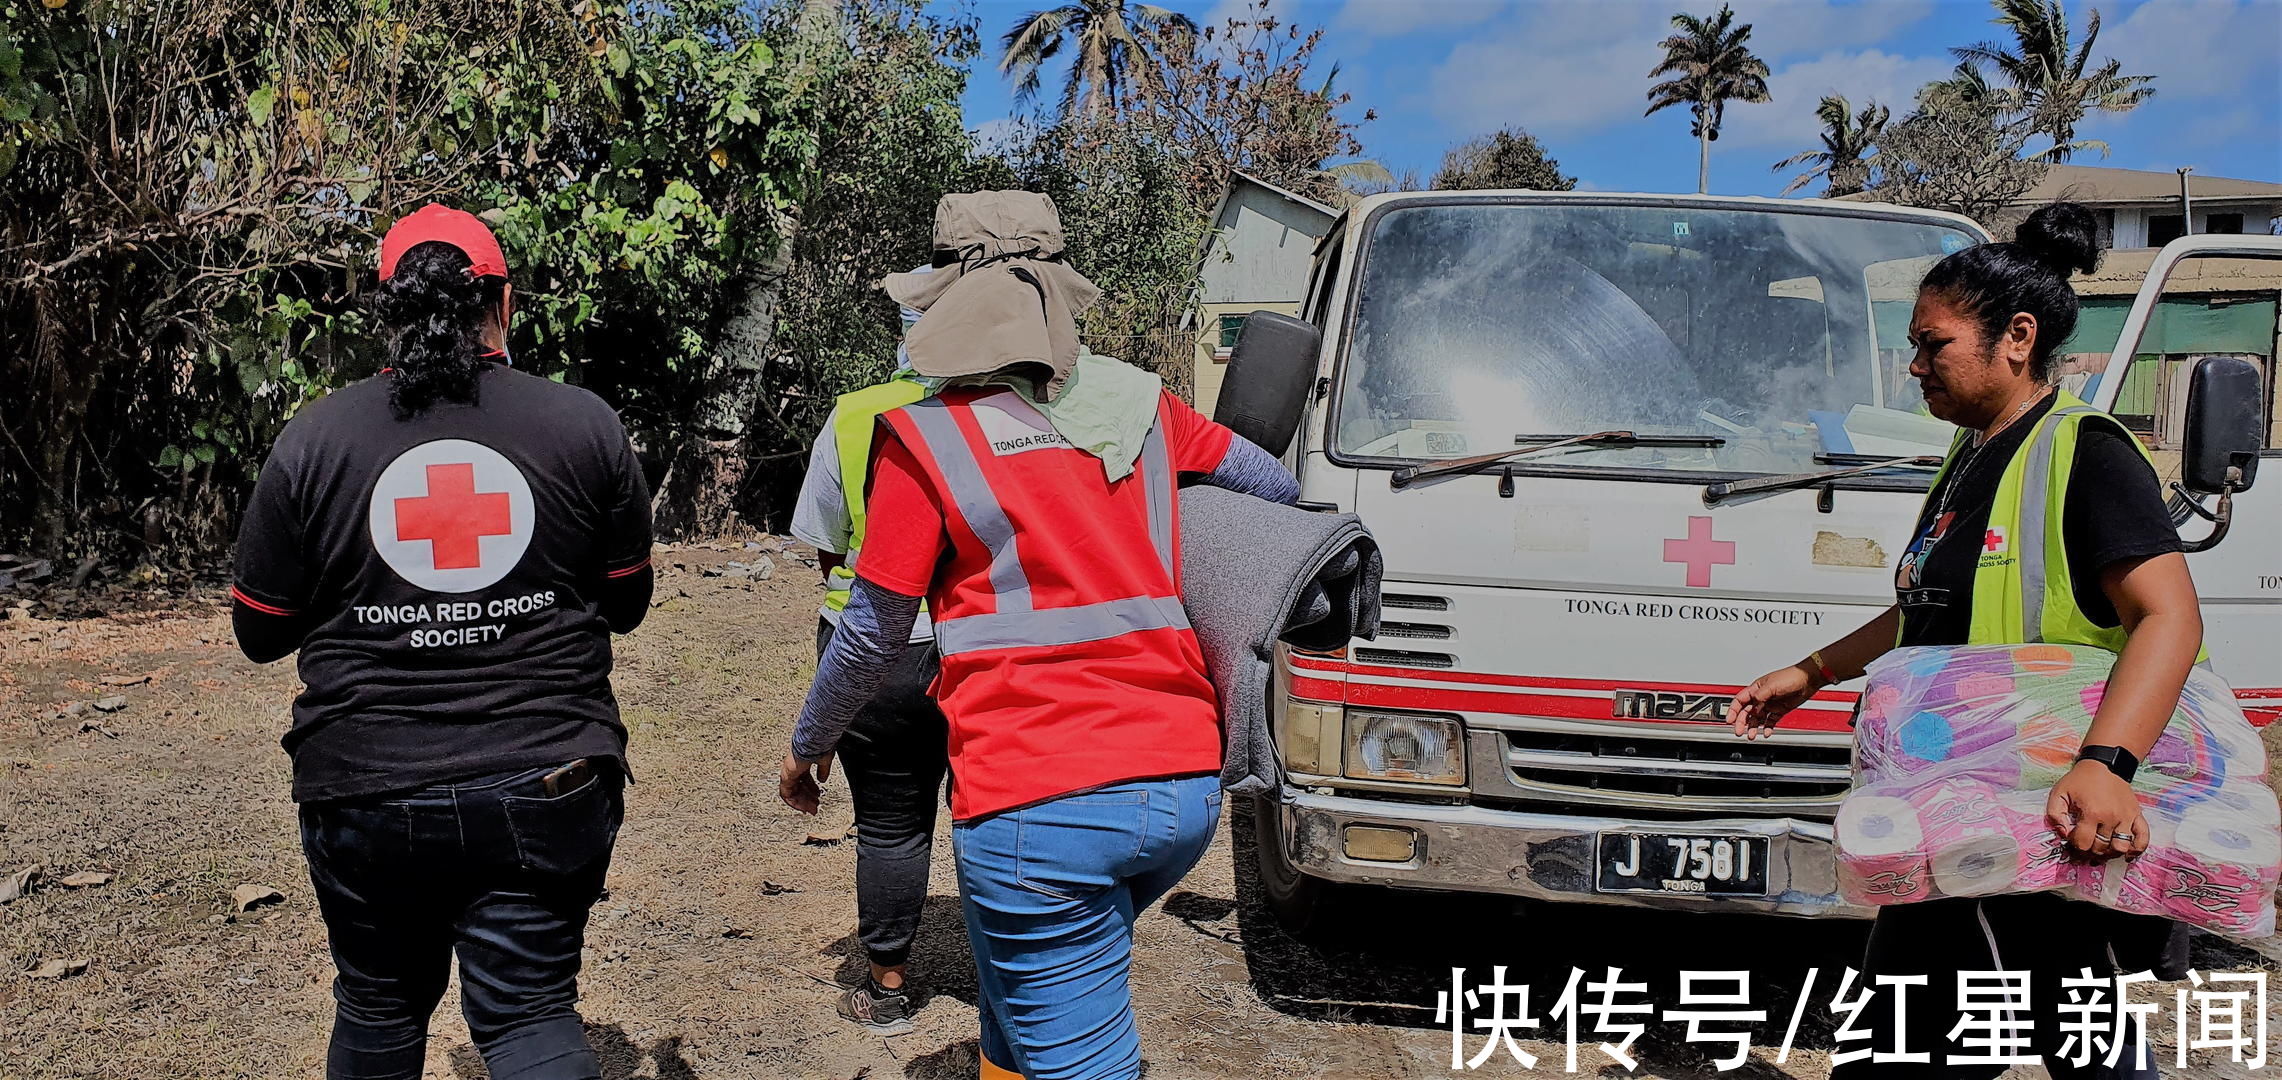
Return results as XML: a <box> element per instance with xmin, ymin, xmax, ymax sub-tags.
<box><xmin>778</xmin><ymin>192</ymin><xmax>1296</xmax><ymax>1080</ymax></box>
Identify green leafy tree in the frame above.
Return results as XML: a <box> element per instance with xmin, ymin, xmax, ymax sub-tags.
<box><xmin>1952</xmin><ymin>0</ymin><xmax>2153</xmax><ymax>163</ymax></box>
<box><xmin>998</xmin><ymin>0</ymin><xmax>1196</xmax><ymax>121</ymax></box>
<box><xmin>757</xmin><ymin>0</ymin><xmax>988</xmax><ymax>522</ymax></box>
<box><xmin>1772</xmin><ymin>96</ymin><xmax>1888</xmax><ymax>197</ymax></box>
<box><xmin>1869</xmin><ymin>75</ymin><xmax>2048</xmax><ymax>226</ymax></box>
<box><xmin>1644</xmin><ymin>3</ymin><xmax>1771</xmax><ymax>195</ymax></box>
<box><xmin>0</xmin><ymin>0</ymin><xmax>818</xmax><ymax>558</ymax></box>
<box><xmin>1432</xmin><ymin>128</ymin><xmax>1576</xmax><ymax>192</ymax></box>
<box><xmin>1137</xmin><ymin>1</ymin><xmax>1377</xmax><ymax>212</ymax></box>
<box><xmin>977</xmin><ymin>121</ymin><xmax>1211</xmax><ymax>396</ymax></box>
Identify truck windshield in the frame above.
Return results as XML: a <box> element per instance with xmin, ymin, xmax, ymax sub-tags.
<box><xmin>1333</xmin><ymin>202</ymin><xmax>1981</xmax><ymax>477</ymax></box>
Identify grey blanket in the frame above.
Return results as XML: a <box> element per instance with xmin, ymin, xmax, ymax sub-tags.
<box><xmin>1178</xmin><ymin>485</ymin><xmax>1382</xmax><ymax>795</ymax></box>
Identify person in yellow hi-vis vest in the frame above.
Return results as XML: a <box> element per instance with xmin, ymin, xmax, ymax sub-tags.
<box><xmin>1730</xmin><ymin>204</ymin><xmax>2205</xmax><ymax>1080</ymax></box>
<box><xmin>785</xmin><ymin>270</ymin><xmax>945</xmax><ymax>1036</ymax></box>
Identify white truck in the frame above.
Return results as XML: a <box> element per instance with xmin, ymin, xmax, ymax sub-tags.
<box><xmin>1212</xmin><ymin>191</ymin><xmax>2282</xmax><ymax>934</ymax></box>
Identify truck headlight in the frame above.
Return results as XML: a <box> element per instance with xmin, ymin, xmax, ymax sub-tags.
<box><xmin>1344</xmin><ymin>711</ymin><xmax>1466</xmax><ymax>786</ymax></box>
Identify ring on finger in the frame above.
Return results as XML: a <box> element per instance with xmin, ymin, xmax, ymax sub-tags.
<box><xmin>2096</xmin><ymin>832</ymin><xmax>2115</xmax><ymax>843</ymax></box>
<box><xmin>2111</xmin><ymin>831</ymin><xmax>2136</xmax><ymax>842</ymax></box>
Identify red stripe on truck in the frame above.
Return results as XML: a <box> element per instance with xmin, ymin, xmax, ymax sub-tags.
<box><xmin>1287</xmin><ymin>674</ymin><xmax>1856</xmax><ymax>733</ymax></box>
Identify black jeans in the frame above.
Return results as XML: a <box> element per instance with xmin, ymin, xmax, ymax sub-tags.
<box><xmin>300</xmin><ymin>762</ymin><xmax>623</xmax><ymax>1080</ymax></box>
<box><xmin>817</xmin><ymin>618</ymin><xmax>950</xmax><ymax>968</ymax></box>
<box><xmin>1831</xmin><ymin>892</ymin><xmax>2167</xmax><ymax>1080</ymax></box>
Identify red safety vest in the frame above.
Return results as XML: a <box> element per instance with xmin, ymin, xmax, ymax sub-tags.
<box><xmin>879</xmin><ymin>387</ymin><xmax>1221</xmax><ymax>820</ymax></box>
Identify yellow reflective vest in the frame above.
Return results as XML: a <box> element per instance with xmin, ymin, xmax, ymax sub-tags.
<box><xmin>824</xmin><ymin>378</ymin><xmax>930</xmax><ymax>614</ymax></box>
<box><xmin>1913</xmin><ymin>389</ymin><xmax>2204</xmax><ymax>661</ymax></box>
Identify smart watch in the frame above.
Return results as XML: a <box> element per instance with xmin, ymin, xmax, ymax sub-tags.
<box><xmin>2076</xmin><ymin>744</ymin><xmax>2140</xmax><ymax>783</ymax></box>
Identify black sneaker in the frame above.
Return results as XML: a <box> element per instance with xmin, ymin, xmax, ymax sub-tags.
<box><xmin>837</xmin><ymin>979</ymin><xmax>915</xmax><ymax>1035</ymax></box>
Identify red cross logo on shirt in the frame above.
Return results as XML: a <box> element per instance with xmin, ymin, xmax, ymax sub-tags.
<box><xmin>368</xmin><ymin>439</ymin><xmax>533</xmax><ymax>593</ymax></box>
<box><xmin>1663</xmin><ymin>516</ymin><xmax>1737</xmax><ymax>588</ymax></box>
<box><xmin>1983</xmin><ymin>527</ymin><xmax>2008</xmax><ymax>554</ymax></box>
<box><xmin>395</xmin><ymin>463</ymin><xmax>513</xmax><ymax>570</ymax></box>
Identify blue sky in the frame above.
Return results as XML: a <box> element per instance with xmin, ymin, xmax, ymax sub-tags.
<box><xmin>955</xmin><ymin>0</ymin><xmax>2282</xmax><ymax>198</ymax></box>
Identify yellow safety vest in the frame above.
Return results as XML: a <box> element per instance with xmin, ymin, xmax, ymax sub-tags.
<box><xmin>1913</xmin><ymin>390</ymin><xmax>2205</xmax><ymax>660</ymax></box>
<box><xmin>825</xmin><ymin>378</ymin><xmax>930</xmax><ymax>614</ymax></box>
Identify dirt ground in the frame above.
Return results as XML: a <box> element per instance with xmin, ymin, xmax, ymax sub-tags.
<box><xmin>3</xmin><ymin>546</ymin><xmax>2277</xmax><ymax>1080</ymax></box>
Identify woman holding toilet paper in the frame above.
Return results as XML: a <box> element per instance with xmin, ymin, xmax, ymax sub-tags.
<box><xmin>1730</xmin><ymin>203</ymin><xmax>2206</xmax><ymax>1079</ymax></box>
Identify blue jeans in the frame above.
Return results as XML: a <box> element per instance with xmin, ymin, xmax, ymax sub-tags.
<box><xmin>953</xmin><ymin>775</ymin><xmax>1223</xmax><ymax>1080</ymax></box>
<box><xmin>300</xmin><ymin>762</ymin><xmax>622</xmax><ymax>1080</ymax></box>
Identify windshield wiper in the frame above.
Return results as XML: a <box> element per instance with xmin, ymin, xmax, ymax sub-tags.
<box><xmin>1813</xmin><ymin>452</ymin><xmax>1945</xmax><ymax>467</ymax></box>
<box><xmin>1702</xmin><ymin>455</ymin><xmax>1945</xmax><ymax>505</ymax></box>
<box><xmin>1391</xmin><ymin>431</ymin><xmax>1725</xmax><ymax>488</ymax></box>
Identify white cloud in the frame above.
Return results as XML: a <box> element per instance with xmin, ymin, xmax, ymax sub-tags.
<box><xmin>1335</xmin><ymin>0</ymin><xmax>1509</xmax><ymax>37</ymax></box>
<box><xmin>2104</xmin><ymin>0</ymin><xmax>2282</xmax><ymax>100</ymax></box>
<box><xmin>1737</xmin><ymin>0</ymin><xmax>1935</xmax><ymax>61</ymax></box>
<box><xmin>1723</xmin><ymin>48</ymin><xmax>1954</xmax><ymax>149</ymax></box>
<box><xmin>1420</xmin><ymin>0</ymin><xmax>1942</xmax><ymax>142</ymax></box>
<box><xmin>1423</xmin><ymin>2</ymin><xmax>1672</xmax><ymax>137</ymax></box>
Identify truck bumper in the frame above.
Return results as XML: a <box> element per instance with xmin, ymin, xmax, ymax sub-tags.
<box><xmin>1279</xmin><ymin>790</ymin><xmax>1872</xmax><ymax>919</ymax></box>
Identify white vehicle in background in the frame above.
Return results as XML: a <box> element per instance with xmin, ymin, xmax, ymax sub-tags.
<box><xmin>1212</xmin><ymin>192</ymin><xmax>2281</xmax><ymax>934</ymax></box>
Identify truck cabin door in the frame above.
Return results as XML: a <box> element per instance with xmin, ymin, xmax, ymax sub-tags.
<box><xmin>2082</xmin><ymin>234</ymin><xmax>2282</xmax><ymax>726</ymax></box>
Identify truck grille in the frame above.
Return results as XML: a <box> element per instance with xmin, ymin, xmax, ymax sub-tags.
<box><xmin>1502</xmin><ymin>729</ymin><xmax>1852</xmax><ymax>802</ymax></box>
<box><xmin>1380</xmin><ymin>593</ymin><xmax>1450</xmax><ymax>611</ymax></box>
<box><xmin>1355</xmin><ymin>648</ymin><xmax>1456</xmax><ymax>669</ymax></box>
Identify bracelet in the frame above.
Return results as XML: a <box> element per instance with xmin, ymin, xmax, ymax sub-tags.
<box><xmin>1805</xmin><ymin>650</ymin><xmax>1839</xmax><ymax>687</ymax></box>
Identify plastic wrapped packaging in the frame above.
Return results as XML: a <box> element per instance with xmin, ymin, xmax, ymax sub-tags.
<box><xmin>1837</xmin><ymin>643</ymin><xmax>2280</xmax><ymax>938</ymax></box>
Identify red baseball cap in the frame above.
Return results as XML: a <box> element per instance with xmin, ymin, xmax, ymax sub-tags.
<box><xmin>378</xmin><ymin>203</ymin><xmax>510</xmax><ymax>282</ymax></box>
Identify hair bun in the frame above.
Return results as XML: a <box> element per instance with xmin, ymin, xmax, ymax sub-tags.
<box><xmin>2015</xmin><ymin>202</ymin><xmax>2100</xmax><ymax>278</ymax></box>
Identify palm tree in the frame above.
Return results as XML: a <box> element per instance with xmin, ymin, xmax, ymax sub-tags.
<box><xmin>999</xmin><ymin>1</ymin><xmax>1197</xmax><ymax>121</ymax></box>
<box><xmin>1773</xmin><ymin>96</ymin><xmax>1888</xmax><ymax>197</ymax></box>
<box><xmin>1645</xmin><ymin>4</ymin><xmax>1772</xmax><ymax>194</ymax></box>
<box><xmin>1952</xmin><ymin>0</ymin><xmax>2154</xmax><ymax>163</ymax></box>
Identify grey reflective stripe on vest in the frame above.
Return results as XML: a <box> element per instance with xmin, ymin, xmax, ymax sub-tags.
<box><xmin>935</xmin><ymin>593</ymin><xmax>1191</xmax><ymax>656</ymax></box>
<box><xmin>1138</xmin><ymin>421</ymin><xmax>1174</xmax><ymax>579</ymax></box>
<box><xmin>904</xmin><ymin>397</ymin><xmax>1033</xmax><ymax>613</ymax></box>
<box><xmin>898</xmin><ymin>392</ymin><xmax>1184</xmax><ymax>656</ymax></box>
<box><xmin>2015</xmin><ymin>405</ymin><xmax>2094</xmax><ymax>643</ymax></box>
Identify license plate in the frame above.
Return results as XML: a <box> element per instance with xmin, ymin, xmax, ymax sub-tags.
<box><xmin>1594</xmin><ymin>833</ymin><xmax>1770</xmax><ymax>896</ymax></box>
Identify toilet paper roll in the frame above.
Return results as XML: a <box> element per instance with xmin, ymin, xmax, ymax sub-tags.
<box><xmin>1841</xmin><ymin>853</ymin><xmax>1935</xmax><ymax>905</ymax></box>
<box><xmin>2209</xmin><ymin>716</ymin><xmax>2269</xmax><ymax>781</ymax></box>
<box><xmin>2116</xmin><ymin>808</ymin><xmax>2282</xmax><ymax>934</ymax></box>
<box><xmin>1932</xmin><ymin>832</ymin><xmax>2022</xmax><ymax>897</ymax></box>
<box><xmin>1837</xmin><ymin>796</ymin><xmax>1935</xmax><ymax>904</ymax></box>
<box><xmin>1839</xmin><ymin>796</ymin><xmax>1926</xmax><ymax>855</ymax></box>
<box><xmin>2208</xmin><ymin>784</ymin><xmax>2282</xmax><ymax>829</ymax></box>
<box><xmin>2000</xmin><ymin>790</ymin><xmax>2080</xmax><ymax>892</ymax></box>
<box><xmin>1918</xmin><ymin>778</ymin><xmax>2011</xmax><ymax>842</ymax></box>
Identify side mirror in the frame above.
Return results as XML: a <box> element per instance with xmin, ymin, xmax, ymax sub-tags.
<box><xmin>1211</xmin><ymin>311</ymin><xmax>1321</xmax><ymax>458</ymax></box>
<box><xmin>2181</xmin><ymin>355</ymin><xmax>2262</xmax><ymax>495</ymax></box>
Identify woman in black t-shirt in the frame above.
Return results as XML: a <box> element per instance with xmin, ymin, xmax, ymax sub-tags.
<box><xmin>1729</xmin><ymin>203</ymin><xmax>2204</xmax><ymax>1080</ymax></box>
<box><xmin>231</xmin><ymin>206</ymin><xmax>653</xmax><ymax>1080</ymax></box>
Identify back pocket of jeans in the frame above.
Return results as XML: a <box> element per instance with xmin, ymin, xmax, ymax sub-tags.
<box><xmin>501</xmin><ymin>776</ymin><xmax>621</xmax><ymax>878</ymax></box>
<box><xmin>1012</xmin><ymin>788</ymin><xmax>1149</xmax><ymax>901</ymax></box>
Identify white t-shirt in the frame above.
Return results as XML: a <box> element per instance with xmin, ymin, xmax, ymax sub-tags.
<box><xmin>789</xmin><ymin>406</ymin><xmax>934</xmax><ymax>642</ymax></box>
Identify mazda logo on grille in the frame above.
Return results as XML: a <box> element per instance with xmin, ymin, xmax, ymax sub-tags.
<box><xmin>1611</xmin><ymin>690</ymin><xmax>1730</xmax><ymax>722</ymax></box>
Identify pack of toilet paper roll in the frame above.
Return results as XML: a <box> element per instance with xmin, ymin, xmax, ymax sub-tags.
<box><xmin>1836</xmin><ymin>643</ymin><xmax>2281</xmax><ymax>938</ymax></box>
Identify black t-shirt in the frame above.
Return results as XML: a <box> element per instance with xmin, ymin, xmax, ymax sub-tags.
<box><xmin>1896</xmin><ymin>395</ymin><xmax>2181</xmax><ymax>647</ymax></box>
<box><xmin>233</xmin><ymin>363</ymin><xmax>653</xmax><ymax>801</ymax></box>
